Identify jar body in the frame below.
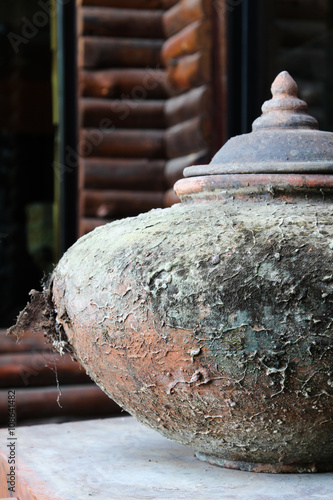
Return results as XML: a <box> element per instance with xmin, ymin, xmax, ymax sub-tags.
<box><xmin>52</xmin><ymin>186</ymin><xmax>333</xmax><ymax>472</ymax></box>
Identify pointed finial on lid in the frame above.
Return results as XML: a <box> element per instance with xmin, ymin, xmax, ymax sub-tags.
<box><xmin>271</xmin><ymin>70</ymin><xmax>298</xmax><ymax>96</ymax></box>
<box><xmin>252</xmin><ymin>71</ymin><xmax>318</xmax><ymax>131</ymax></box>
<box><xmin>181</xmin><ymin>71</ymin><xmax>333</xmax><ymax>180</ymax></box>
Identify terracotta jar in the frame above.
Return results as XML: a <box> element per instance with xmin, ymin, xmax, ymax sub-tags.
<box><xmin>13</xmin><ymin>72</ymin><xmax>333</xmax><ymax>473</ymax></box>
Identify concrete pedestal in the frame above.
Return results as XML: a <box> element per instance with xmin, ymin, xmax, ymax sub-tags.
<box><xmin>0</xmin><ymin>416</ymin><xmax>332</xmax><ymax>499</ymax></box>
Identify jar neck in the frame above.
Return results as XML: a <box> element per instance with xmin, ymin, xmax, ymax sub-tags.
<box><xmin>174</xmin><ymin>174</ymin><xmax>333</xmax><ymax>205</ymax></box>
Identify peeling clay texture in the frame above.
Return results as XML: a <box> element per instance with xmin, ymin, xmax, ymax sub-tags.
<box><xmin>50</xmin><ymin>197</ymin><xmax>333</xmax><ymax>471</ymax></box>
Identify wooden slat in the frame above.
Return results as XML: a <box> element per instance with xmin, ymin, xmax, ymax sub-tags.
<box><xmin>79</xmin><ymin>7</ymin><xmax>164</xmax><ymax>39</ymax></box>
<box><xmin>0</xmin><ymin>329</ymin><xmax>46</xmax><ymax>354</ymax></box>
<box><xmin>163</xmin><ymin>0</ymin><xmax>211</xmax><ymax>37</ymax></box>
<box><xmin>164</xmin><ymin>84</ymin><xmax>211</xmax><ymax>126</ymax></box>
<box><xmin>80</xmin><ymin>69</ymin><xmax>168</xmax><ymax>98</ymax></box>
<box><xmin>79</xmin><ymin>37</ymin><xmax>163</xmax><ymax>69</ymax></box>
<box><xmin>276</xmin><ymin>0</ymin><xmax>328</xmax><ymax>21</ymax></box>
<box><xmin>165</xmin><ymin>116</ymin><xmax>211</xmax><ymax>158</ymax></box>
<box><xmin>83</xmin><ymin>158</ymin><xmax>166</xmax><ymax>190</ymax></box>
<box><xmin>164</xmin><ymin>149</ymin><xmax>209</xmax><ymax>187</ymax></box>
<box><xmin>167</xmin><ymin>51</ymin><xmax>211</xmax><ymax>93</ymax></box>
<box><xmin>163</xmin><ymin>187</ymin><xmax>180</xmax><ymax>207</ymax></box>
<box><xmin>80</xmin><ymin>98</ymin><xmax>166</xmax><ymax>129</ymax></box>
<box><xmin>162</xmin><ymin>19</ymin><xmax>211</xmax><ymax>64</ymax></box>
<box><xmin>80</xmin><ymin>128</ymin><xmax>165</xmax><ymax>158</ymax></box>
<box><xmin>79</xmin><ymin>0</ymin><xmax>178</xmax><ymax>9</ymax></box>
<box><xmin>0</xmin><ymin>352</ymin><xmax>90</xmax><ymax>388</ymax></box>
<box><xmin>84</xmin><ymin>189</ymin><xmax>165</xmax><ymax>217</ymax></box>
<box><xmin>0</xmin><ymin>385</ymin><xmax>122</xmax><ymax>424</ymax></box>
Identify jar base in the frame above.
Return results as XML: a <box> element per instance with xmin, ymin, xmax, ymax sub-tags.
<box><xmin>195</xmin><ymin>452</ymin><xmax>333</xmax><ymax>474</ymax></box>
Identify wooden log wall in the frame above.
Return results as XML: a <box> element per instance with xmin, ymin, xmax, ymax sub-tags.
<box><xmin>0</xmin><ymin>1</ymin><xmax>217</xmax><ymax>425</ymax></box>
<box><xmin>77</xmin><ymin>0</ymin><xmax>215</xmax><ymax>235</ymax></box>
<box><xmin>78</xmin><ymin>0</ymin><xmax>166</xmax><ymax>233</ymax></box>
<box><xmin>0</xmin><ymin>0</ymin><xmax>219</xmax><ymax>426</ymax></box>
<box><xmin>0</xmin><ymin>385</ymin><xmax>122</xmax><ymax>425</ymax></box>
<box><xmin>0</xmin><ymin>329</ymin><xmax>122</xmax><ymax>424</ymax></box>
<box><xmin>162</xmin><ymin>0</ymin><xmax>213</xmax><ymax>204</ymax></box>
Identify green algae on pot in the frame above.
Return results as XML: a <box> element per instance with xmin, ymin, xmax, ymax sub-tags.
<box><xmin>9</xmin><ymin>72</ymin><xmax>333</xmax><ymax>473</ymax></box>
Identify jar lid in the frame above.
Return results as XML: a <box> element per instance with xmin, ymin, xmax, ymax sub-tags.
<box><xmin>184</xmin><ymin>71</ymin><xmax>333</xmax><ymax>177</ymax></box>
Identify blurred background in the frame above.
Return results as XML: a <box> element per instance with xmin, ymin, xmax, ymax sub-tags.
<box><xmin>0</xmin><ymin>0</ymin><xmax>333</xmax><ymax>424</ymax></box>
